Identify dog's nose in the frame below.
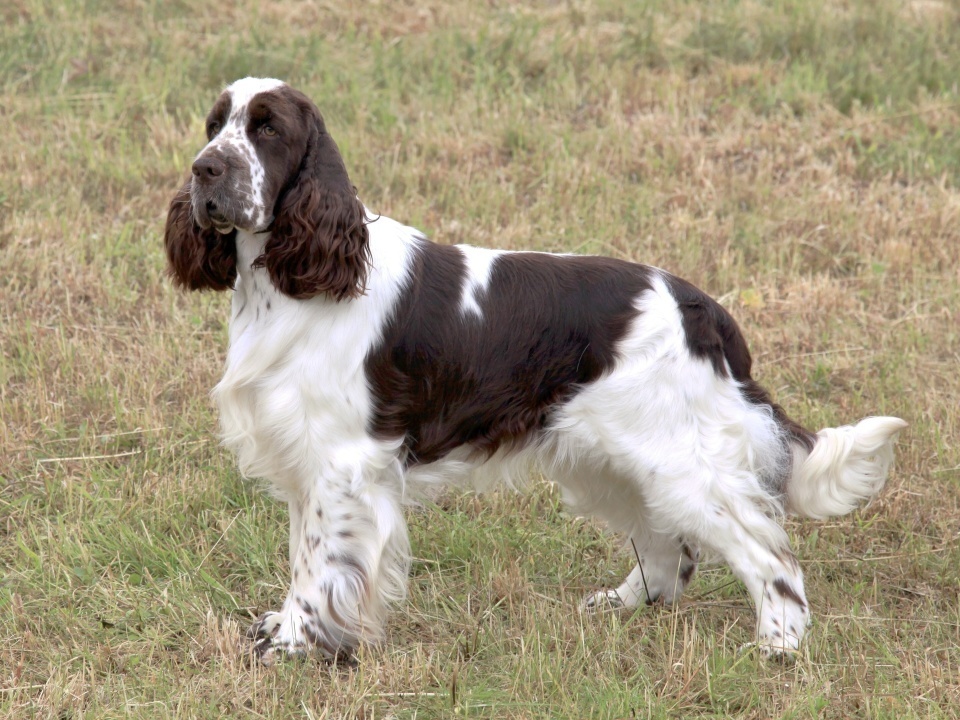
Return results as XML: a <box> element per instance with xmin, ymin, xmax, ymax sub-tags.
<box><xmin>192</xmin><ymin>156</ymin><xmax>227</xmax><ymax>183</ymax></box>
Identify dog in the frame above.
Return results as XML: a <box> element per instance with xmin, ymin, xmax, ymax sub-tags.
<box><xmin>164</xmin><ymin>77</ymin><xmax>906</xmax><ymax>663</ymax></box>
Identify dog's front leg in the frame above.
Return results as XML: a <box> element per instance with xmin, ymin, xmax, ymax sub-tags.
<box><xmin>249</xmin><ymin>470</ymin><xmax>410</xmax><ymax>664</ymax></box>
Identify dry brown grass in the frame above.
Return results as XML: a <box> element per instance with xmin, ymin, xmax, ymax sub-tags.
<box><xmin>2</xmin><ymin>0</ymin><xmax>959</xmax><ymax>717</ymax></box>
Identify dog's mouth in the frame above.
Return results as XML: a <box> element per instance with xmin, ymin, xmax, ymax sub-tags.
<box><xmin>206</xmin><ymin>202</ymin><xmax>235</xmax><ymax>234</ymax></box>
<box><xmin>193</xmin><ymin>198</ymin><xmax>236</xmax><ymax>234</ymax></box>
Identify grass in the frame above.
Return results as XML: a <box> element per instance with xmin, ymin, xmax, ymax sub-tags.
<box><xmin>1</xmin><ymin>0</ymin><xmax>959</xmax><ymax>716</ymax></box>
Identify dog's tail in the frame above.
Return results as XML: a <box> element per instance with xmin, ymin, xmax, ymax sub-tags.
<box><xmin>782</xmin><ymin>416</ymin><xmax>908</xmax><ymax>520</ymax></box>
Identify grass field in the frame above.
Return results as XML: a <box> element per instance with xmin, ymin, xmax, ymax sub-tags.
<box><xmin>2</xmin><ymin>0</ymin><xmax>959</xmax><ymax>717</ymax></box>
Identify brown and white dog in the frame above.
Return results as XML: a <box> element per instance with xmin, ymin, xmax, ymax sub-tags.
<box><xmin>165</xmin><ymin>77</ymin><xmax>906</xmax><ymax>663</ymax></box>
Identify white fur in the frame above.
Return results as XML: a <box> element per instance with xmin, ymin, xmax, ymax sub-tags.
<box><xmin>541</xmin><ymin>275</ymin><xmax>806</xmax><ymax>652</ymax></box>
<box><xmin>456</xmin><ymin>244</ymin><xmax>501</xmax><ymax>318</ymax></box>
<box><xmin>217</xmin><ymin>217</ymin><xmax>416</xmax><ymax>659</ymax></box>
<box><xmin>787</xmin><ymin>416</ymin><xmax>909</xmax><ymax>520</ymax></box>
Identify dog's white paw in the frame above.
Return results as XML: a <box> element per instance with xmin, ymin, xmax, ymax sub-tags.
<box><xmin>738</xmin><ymin>640</ymin><xmax>799</xmax><ymax>664</ymax></box>
<box><xmin>581</xmin><ymin>589</ymin><xmax>625</xmax><ymax>613</ymax></box>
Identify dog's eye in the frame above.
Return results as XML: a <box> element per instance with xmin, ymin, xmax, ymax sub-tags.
<box><xmin>260</xmin><ymin>125</ymin><xmax>277</xmax><ymax>137</ymax></box>
<box><xmin>208</xmin><ymin>121</ymin><xmax>221</xmax><ymax>137</ymax></box>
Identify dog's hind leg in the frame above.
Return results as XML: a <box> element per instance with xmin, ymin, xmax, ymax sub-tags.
<box><xmin>582</xmin><ymin>529</ymin><xmax>700</xmax><ymax>611</ymax></box>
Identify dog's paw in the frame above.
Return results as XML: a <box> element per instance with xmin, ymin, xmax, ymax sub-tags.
<box><xmin>247</xmin><ymin>611</ymin><xmax>283</xmax><ymax>640</ymax></box>
<box><xmin>738</xmin><ymin>640</ymin><xmax>799</xmax><ymax>664</ymax></box>
<box><xmin>580</xmin><ymin>589</ymin><xmax>625</xmax><ymax>613</ymax></box>
<box><xmin>246</xmin><ymin>612</ymin><xmax>304</xmax><ymax>666</ymax></box>
<box><xmin>245</xmin><ymin>610</ymin><xmax>359</xmax><ymax>666</ymax></box>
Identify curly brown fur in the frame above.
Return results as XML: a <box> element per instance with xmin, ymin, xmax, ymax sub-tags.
<box><xmin>164</xmin><ymin>182</ymin><xmax>238</xmax><ymax>292</ymax></box>
<box><xmin>255</xmin><ymin>97</ymin><xmax>370</xmax><ymax>301</ymax></box>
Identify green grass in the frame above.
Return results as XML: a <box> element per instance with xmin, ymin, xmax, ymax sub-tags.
<box><xmin>2</xmin><ymin>0</ymin><xmax>959</xmax><ymax>717</ymax></box>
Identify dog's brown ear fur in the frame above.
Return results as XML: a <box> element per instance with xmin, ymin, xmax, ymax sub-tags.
<box><xmin>164</xmin><ymin>182</ymin><xmax>237</xmax><ymax>292</ymax></box>
<box><xmin>257</xmin><ymin>95</ymin><xmax>369</xmax><ymax>301</ymax></box>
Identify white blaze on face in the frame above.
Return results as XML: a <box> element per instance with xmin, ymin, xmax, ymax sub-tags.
<box><xmin>195</xmin><ymin>77</ymin><xmax>287</xmax><ymax>232</ymax></box>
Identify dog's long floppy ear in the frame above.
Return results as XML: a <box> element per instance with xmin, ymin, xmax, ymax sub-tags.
<box><xmin>164</xmin><ymin>182</ymin><xmax>238</xmax><ymax>291</ymax></box>
<box><xmin>257</xmin><ymin>98</ymin><xmax>370</xmax><ymax>301</ymax></box>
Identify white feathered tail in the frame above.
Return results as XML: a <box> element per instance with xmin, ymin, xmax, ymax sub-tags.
<box><xmin>785</xmin><ymin>416</ymin><xmax>908</xmax><ymax>520</ymax></box>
